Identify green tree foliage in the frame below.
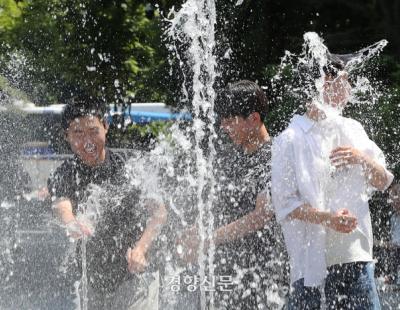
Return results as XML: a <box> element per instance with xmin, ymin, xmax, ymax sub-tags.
<box><xmin>0</xmin><ymin>0</ymin><xmax>399</xmax><ymax>159</ymax></box>
<box><xmin>215</xmin><ymin>0</ymin><xmax>400</xmax><ymax>82</ymax></box>
<box><xmin>0</xmin><ymin>0</ymin><xmax>172</xmax><ymax>104</ymax></box>
<box><xmin>0</xmin><ymin>0</ymin><xmax>22</xmax><ymax>37</ymax></box>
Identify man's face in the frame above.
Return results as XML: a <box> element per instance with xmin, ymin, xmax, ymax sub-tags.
<box><xmin>322</xmin><ymin>72</ymin><xmax>352</xmax><ymax>109</ymax></box>
<box><xmin>66</xmin><ymin>115</ymin><xmax>108</xmax><ymax>166</ymax></box>
<box><xmin>220</xmin><ymin>115</ymin><xmax>254</xmax><ymax>147</ymax></box>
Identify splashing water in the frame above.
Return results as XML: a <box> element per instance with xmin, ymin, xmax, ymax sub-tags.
<box><xmin>274</xmin><ymin>32</ymin><xmax>388</xmax><ymax>119</ymax></box>
<box><xmin>166</xmin><ymin>0</ymin><xmax>218</xmax><ymax>308</ymax></box>
<box><xmin>277</xmin><ymin>32</ymin><xmax>389</xmax><ymax>198</ymax></box>
<box><xmin>80</xmin><ymin>236</ymin><xmax>88</xmax><ymax>310</ymax></box>
<box><xmin>71</xmin><ymin>184</ymin><xmax>106</xmax><ymax>310</ymax></box>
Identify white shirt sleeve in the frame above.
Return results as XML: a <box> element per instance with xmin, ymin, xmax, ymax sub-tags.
<box><xmin>348</xmin><ymin>120</ymin><xmax>394</xmax><ymax>190</ymax></box>
<box><xmin>272</xmin><ymin>132</ymin><xmax>305</xmax><ymax>222</ymax></box>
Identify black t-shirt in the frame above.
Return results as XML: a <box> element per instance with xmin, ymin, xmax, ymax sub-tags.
<box><xmin>214</xmin><ymin>141</ymin><xmax>288</xmax><ymax>280</ymax></box>
<box><xmin>215</xmin><ymin>142</ymin><xmax>271</xmax><ymax>223</ymax></box>
<box><xmin>48</xmin><ymin>150</ymin><xmax>127</xmax><ymax>213</ymax></box>
<box><xmin>48</xmin><ymin>149</ymin><xmax>148</xmax><ymax>293</ymax></box>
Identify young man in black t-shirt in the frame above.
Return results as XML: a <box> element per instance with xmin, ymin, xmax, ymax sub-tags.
<box><xmin>178</xmin><ymin>80</ymin><xmax>289</xmax><ymax>309</ymax></box>
<box><xmin>48</xmin><ymin>98</ymin><xmax>166</xmax><ymax>309</ymax></box>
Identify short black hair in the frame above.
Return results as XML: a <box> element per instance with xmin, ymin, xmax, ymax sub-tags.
<box><xmin>323</xmin><ymin>53</ymin><xmax>345</xmax><ymax>77</ymax></box>
<box><xmin>299</xmin><ymin>52</ymin><xmax>353</xmax><ymax>100</ymax></box>
<box><xmin>61</xmin><ymin>94</ymin><xmax>107</xmax><ymax>131</ymax></box>
<box><xmin>215</xmin><ymin>80</ymin><xmax>268</xmax><ymax>122</ymax></box>
<box><xmin>305</xmin><ymin>52</ymin><xmax>351</xmax><ymax>82</ymax></box>
<box><xmin>322</xmin><ymin>53</ymin><xmax>351</xmax><ymax>77</ymax></box>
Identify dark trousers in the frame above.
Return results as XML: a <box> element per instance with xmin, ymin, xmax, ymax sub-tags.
<box><xmin>288</xmin><ymin>262</ymin><xmax>381</xmax><ymax>310</ymax></box>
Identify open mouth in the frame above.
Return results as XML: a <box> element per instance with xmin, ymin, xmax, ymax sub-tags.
<box><xmin>84</xmin><ymin>142</ymin><xmax>97</xmax><ymax>155</ymax></box>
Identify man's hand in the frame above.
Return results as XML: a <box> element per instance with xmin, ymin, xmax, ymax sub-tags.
<box><xmin>324</xmin><ymin>209</ymin><xmax>357</xmax><ymax>233</ymax></box>
<box><xmin>37</xmin><ymin>187</ymin><xmax>50</xmax><ymax>201</ymax></box>
<box><xmin>126</xmin><ymin>246</ymin><xmax>148</xmax><ymax>273</ymax></box>
<box><xmin>65</xmin><ymin>220</ymin><xmax>93</xmax><ymax>240</ymax></box>
<box><xmin>330</xmin><ymin>146</ymin><xmax>366</xmax><ymax>168</ymax></box>
<box><xmin>124</xmin><ymin>200</ymin><xmax>166</xmax><ymax>273</ymax></box>
<box><xmin>330</xmin><ymin>146</ymin><xmax>392</xmax><ymax>191</ymax></box>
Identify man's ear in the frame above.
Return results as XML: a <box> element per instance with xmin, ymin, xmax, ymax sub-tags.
<box><xmin>249</xmin><ymin>112</ymin><xmax>261</xmax><ymax>122</ymax></box>
<box><xmin>103</xmin><ymin>119</ymin><xmax>109</xmax><ymax>134</ymax></box>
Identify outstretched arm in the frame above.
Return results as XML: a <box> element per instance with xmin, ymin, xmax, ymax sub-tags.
<box><xmin>176</xmin><ymin>192</ymin><xmax>273</xmax><ymax>263</ymax></box>
<box><xmin>53</xmin><ymin>198</ymin><xmax>92</xmax><ymax>239</ymax></box>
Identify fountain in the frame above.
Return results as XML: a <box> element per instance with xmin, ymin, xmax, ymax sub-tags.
<box><xmin>165</xmin><ymin>0</ymin><xmax>218</xmax><ymax>309</ymax></box>
<box><xmin>0</xmin><ymin>0</ymin><xmax>398</xmax><ymax>309</ymax></box>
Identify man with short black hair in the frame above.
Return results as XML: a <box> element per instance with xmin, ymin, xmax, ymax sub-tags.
<box><xmin>215</xmin><ymin>80</ymin><xmax>288</xmax><ymax>310</ymax></box>
<box><xmin>48</xmin><ymin>97</ymin><xmax>166</xmax><ymax>309</ymax></box>
<box><xmin>178</xmin><ymin>80</ymin><xmax>288</xmax><ymax>309</ymax></box>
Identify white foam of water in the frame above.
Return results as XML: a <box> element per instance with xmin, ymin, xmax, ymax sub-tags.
<box><xmin>275</xmin><ymin>31</ymin><xmax>388</xmax><ymax>119</ymax></box>
<box><xmin>80</xmin><ymin>236</ymin><xmax>88</xmax><ymax>310</ymax></box>
<box><xmin>166</xmin><ymin>1</ymin><xmax>218</xmax><ymax>308</ymax></box>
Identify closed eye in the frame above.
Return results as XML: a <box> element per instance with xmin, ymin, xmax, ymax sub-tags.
<box><xmin>89</xmin><ymin>127</ymin><xmax>100</xmax><ymax>134</ymax></box>
<box><xmin>73</xmin><ymin>129</ymin><xmax>84</xmax><ymax>135</ymax></box>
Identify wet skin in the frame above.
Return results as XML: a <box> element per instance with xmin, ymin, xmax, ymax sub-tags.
<box><xmin>65</xmin><ymin>116</ymin><xmax>108</xmax><ymax>167</ymax></box>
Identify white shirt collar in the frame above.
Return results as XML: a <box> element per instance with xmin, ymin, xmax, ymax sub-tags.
<box><xmin>292</xmin><ymin>114</ymin><xmax>315</xmax><ymax>133</ymax></box>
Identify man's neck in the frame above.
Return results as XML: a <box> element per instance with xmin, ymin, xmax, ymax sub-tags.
<box><xmin>306</xmin><ymin>103</ymin><xmax>326</xmax><ymax>121</ymax></box>
<box><xmin>243</xmin><ymin>125</ymin><xmax>270</xmax><ymax>154</ymax></box>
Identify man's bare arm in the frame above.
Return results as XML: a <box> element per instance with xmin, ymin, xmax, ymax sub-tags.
<box><xmin>53</xmin><ymin>198</ymin><xmax>92</xmax><ymax>238</ymax></box>
<box><xmin>53</xmin><ymin>198</ymin><xmax>76</xmax><ymax>224</ymax></box>
<box><xmin>211</xmin><ymin>192</ymin><xmax>273</xmax><ymax>246</ymax></box>
<box><xmin>362</xmin><ymin>156</ymin><xmax>391</xmax><ymax>191</ymax></box>
<box><xmin>135</xmin><ymin>201</ymin><xmax>167</xmax><ymax>251</ymax></box>
<box><xmin>288</xmin><ymin>204</ymin><xmax>357</xmax><ymax>233</ymax></box>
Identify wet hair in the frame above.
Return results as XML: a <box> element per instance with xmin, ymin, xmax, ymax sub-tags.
<box><xmin>305</xmin><ymin>52</ymin><xmax>351</xmax><ymax>81</ymax></box>
<box><xmin>323</xmin><ymin>53</ymin><xmax>346</xmax><ymax>77</ymax></box>
<box><xmin>215</xmin><ymin>80</ymin><xmax>268</xmax><ymax>123</ymax></box>
<box><xmin>61</xmin><ymin>94</ymin><xmax>107</xmax><ymax>131</ymax></box>
<box><xmin>298</xmin><ymin>52</ymin><xmax>353</xmax><ymax>101</ymax></box>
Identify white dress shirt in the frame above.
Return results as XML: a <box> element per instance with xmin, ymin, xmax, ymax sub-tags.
<box><xmin>272</xmin><ymin>114</ymin><xmax>393</xmax><ymax>286</ymax></box>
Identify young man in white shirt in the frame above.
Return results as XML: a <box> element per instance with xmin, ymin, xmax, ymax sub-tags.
<box><xmin>272</xmin><ymin>54</ymin><xmax>393</xmax><ymax>309</ymax></box>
